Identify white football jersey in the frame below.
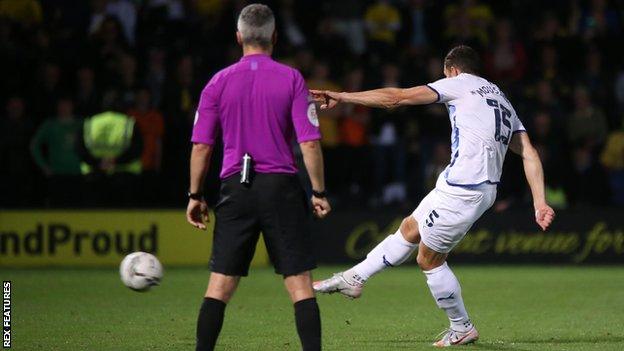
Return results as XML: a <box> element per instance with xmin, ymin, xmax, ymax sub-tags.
<box><xmin>427</xmin><ymin>73</ymin><xmax>525</xmax><ymax>187</ymax></box>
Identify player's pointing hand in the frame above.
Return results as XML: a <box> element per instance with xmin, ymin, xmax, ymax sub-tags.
<box><xmin>535</xmin><ymin>204</ymin><xmax>555</xmax><ymax>231</ymax></box>
<box><xmin>310</xmin><ymin>90</ymin><xmax>342</xmax><ymax>110</ymax></box>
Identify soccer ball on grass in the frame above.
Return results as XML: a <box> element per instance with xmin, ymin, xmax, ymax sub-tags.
<box><xmin>119</xmin><ymin>252</ymin><xmax>163</xmax><ymax>292</ymax></box>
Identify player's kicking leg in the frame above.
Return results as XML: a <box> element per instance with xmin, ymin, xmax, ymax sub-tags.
<box><xmin>314</xmin><ymin>215</ymin><xmax>479</xmax><ymax>347</ymax></box>
<box><xmin>313</xmin><ymin>215</ymin><xmax>420</xmax><ymax>298</ymax></box>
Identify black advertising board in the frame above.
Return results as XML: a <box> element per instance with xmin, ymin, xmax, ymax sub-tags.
<box><xmin>311</xmin><ymin>208</ymin><xmax>624</xmax><ymax>264</ymax></box>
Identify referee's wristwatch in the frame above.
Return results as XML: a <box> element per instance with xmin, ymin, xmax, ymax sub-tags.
<box><xmin>187</xmin><ymin>191</ymin><xmax>204</xmax><ymax>201</ymax></box>
<box><xmin>312</xmin><ymin>189</ymin><xmax>327</xmax><ymax>199</ymax></box>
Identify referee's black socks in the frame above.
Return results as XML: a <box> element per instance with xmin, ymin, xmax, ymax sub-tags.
<box><xmin>294</xmin><ymin>297</ymin><xmax>322</xmax><ymax>351</ymax></box>
<box><xmin>196</xmin><ymin>297</ymin><xmax>226</xmax><ymax>351</ymax></box>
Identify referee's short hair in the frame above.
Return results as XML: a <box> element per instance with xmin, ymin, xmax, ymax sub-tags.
<box><xmin>444</xmin><ymin>45</ymin><xmax>481</xmax><ymax>75</ymax></box>
<box><xmin>237</xmin><ymin>4</ymin><xmax>275</xmax><ymax>49</ymax></box>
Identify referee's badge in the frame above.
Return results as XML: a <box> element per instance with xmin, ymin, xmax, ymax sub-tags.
<box><xmin>307</xmin><ymin>103</ymin><xmax>319</xmax><ymax>127</ymax></box>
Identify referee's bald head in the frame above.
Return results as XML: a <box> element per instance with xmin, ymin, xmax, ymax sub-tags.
<box><xmin>237</xmin><ymin>4</ymin><xmax>276</xmax><ymax>49</ymax></box>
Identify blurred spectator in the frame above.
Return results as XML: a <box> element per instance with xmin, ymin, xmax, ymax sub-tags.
<box><xmin>127</xmin><ymin>88</ymin><xmax>164</xmax><ymax>205</ymax></box>
<box><xmin>484</xmin><ymin>19</ymin><xmax>527</xmax><ymax>86</ymax></box>
<box><xmin>405</xmin><ymin>0</ymin><xmax>429</xmax><ymax>51</ymax></box>
<box><xmin>0</xmin><ymin>0</ymin><xmax>42</xmax><ymax>27</ymax></box>
<box><xmin>575</xmin><ymin>0</ymin><xmax>620</xmax><ymax>40</ymax></box>
<box><xmin>371</xmin><ymin>63</ymin><xmax>407</xmax><ymax>206</ymax></box>
<box><xmin>444</xmin><ymin>0</ymin><xmax>493</xmax><ymax>48</ymax></box>
<box><xmin>1</xmin><ymin>0</ymin><xmax>624</xmax><ymax>209</ymax></box>
<box><xmin>144</xmin><ymin>47</ymin><xmax>167</xmax><ymax>108</ymax></box>
<box><xmin>162</xmin><ymin>54</ymin><xmax>197</xmax><ymax>203</ymax></box>
<box><xmin>567</xmin><ymin>85</ymin><xmax>608</xmax><ymax>146</ymax></box>
<box><xmin>527</xmin><ymin>80</ymin><xmax>564</xmax><ymax>123</ymax></box>
<box><xmin>531</xmin><ymin>111</ymin><xmax>569</xmax><ymax>209</ymax></box>
<box><xmin>30</xmin><ymin>97</ymin><xmax>82</xmax><ymax>206</ymax></box>
<box><xmin>77</xmin><ymin>104</ymin><xmax>143</xmax><ymax>207</ymax></box>
<box><xmin>579</xmin><ymin>49</ymin><xmax>608</xmax><ymax>105</ymax></box>
<box><xmin>338</xmin><ymin>68</ymin><xmax>370</xmax><ymax>201</ymax></box>
<box><xmin>105</xmin><ymin>0</ymin><xmax>137</xmax><ymax>45</ymax></box>
<box><xmin>600</xmin><ymin>121</ymin><xmax>624</xmax><ymax>206</ymax></box>
<box><xmin>116</xmin><ymin>54</ymin><xmax>138</xmax><ymax>109</ymax></box>
<box><xmin>127</xmin><ymin>88</ymin><xmax>164</xmax><ymax>173</ymax></box>
<box><xmin>328</xmin><ymin>0</ymin><xmax>366</xmax><ymax>55</ymax></box>
<box><xmin>31</xmin><ymin>62</ymin><xmax>63</xmax><ymax>122</ymax></box>
<box><xmin>365</xmin><ymin>0</ymin><xmax>401</xmax><ymax>59</ymax></box>
<box><xmin>280</xmin><ymin>0</ymin><xmax>306</xmax><ymax>49</ymax></box>
<box><xmin>424</xmin><ymin>142</ymin><xmax>450</xmax><ymax>191</ymax></box>
<box><xmin>74</xmin><ymin>67</ymin><xmax>100</xmax><ymax>117</ymax></box>
<box><xmin>0</xmin><ymin>97</ymin><xmax>36</xmax><ymax>206</ymax></box>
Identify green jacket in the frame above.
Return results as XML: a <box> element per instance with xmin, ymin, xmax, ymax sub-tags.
<box><xmin>81</xmin><ymin>112</ymin><xmax>142</xmax><ymax>175</ymax></box>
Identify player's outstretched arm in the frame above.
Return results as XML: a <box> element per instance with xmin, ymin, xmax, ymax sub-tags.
<box><xmin>310</xmin><ymin>85</ymin><xmax>438</xmax><ymax>110</ymax></box>
<box><xmin>509</xmin><ymin>132</ymin><xmax>555</xmax><ymax>231</ymax></box>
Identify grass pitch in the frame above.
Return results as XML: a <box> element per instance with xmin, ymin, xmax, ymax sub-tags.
<box><xmin>4</xmin><ymin>265</ymin><xmax>624</xmax><ymax>350</ymax></box>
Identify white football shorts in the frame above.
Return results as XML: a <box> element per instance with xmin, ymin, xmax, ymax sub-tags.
<box><xmin>411</xmin><ymin>178</ymin><xmax>497</xmax><ymax>254</ymax></box>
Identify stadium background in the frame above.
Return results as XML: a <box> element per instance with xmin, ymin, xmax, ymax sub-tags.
<box><xmin>1</xmin><ymin>0</ymin><xmax>624</xmax><ymax>267</ymax></box>
<box><xmin>1</xmin><ymin>1</ymin><xmax>624</xmax><ymax>350</ymax></box>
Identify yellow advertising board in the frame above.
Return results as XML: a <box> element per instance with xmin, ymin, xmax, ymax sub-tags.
<box><xmin>0</xmin><ymin>210</ymin><xmax>269</xmax><ymax>267</ymax></box>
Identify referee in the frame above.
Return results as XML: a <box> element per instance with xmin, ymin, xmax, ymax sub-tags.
<box><xmin>186</xmin><ymin>4</ymin><xmax>330</xmax><ymax>351</ymax></box>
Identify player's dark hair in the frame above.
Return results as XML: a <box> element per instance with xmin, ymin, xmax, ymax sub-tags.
<box><xmin>444</xmin><ymin>45</ymin><xmax>481</xmax><ymax>74</ymax></box>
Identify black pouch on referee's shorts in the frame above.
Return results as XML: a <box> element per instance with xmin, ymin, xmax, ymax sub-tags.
<box><xmin>240</xmin><ymin>153</ymin><xmax>254</xmax><ymax>186</ymax></box>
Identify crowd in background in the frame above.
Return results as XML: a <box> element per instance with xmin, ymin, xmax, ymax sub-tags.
<box><xmin>1</xmin><ymin>0</ymin><xmax>624</xmax><ymax>210</ymax></box>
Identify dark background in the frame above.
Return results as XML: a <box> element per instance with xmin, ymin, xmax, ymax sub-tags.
<box><xmin>1</xmin><ymin>0</ymin><xmax>624</xmax><ymax>213</ymax></box>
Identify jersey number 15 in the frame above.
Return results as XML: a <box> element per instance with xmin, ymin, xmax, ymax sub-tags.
<box><xmin>486</xmin><ymin>98</ymin><xmax>511</xmax><ymax>145</ymax></box>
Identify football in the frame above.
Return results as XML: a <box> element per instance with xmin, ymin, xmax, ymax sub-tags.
<box><xmin>119</xmin><ymin>252</ymin><xmax>163</xmax><ymax>292</ymax></box>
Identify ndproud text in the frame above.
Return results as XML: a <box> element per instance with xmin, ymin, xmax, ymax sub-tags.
<box><xmin>0</xmin><ymin>224</ymin><xmax>157</xmax><ymax>256</ymax></box>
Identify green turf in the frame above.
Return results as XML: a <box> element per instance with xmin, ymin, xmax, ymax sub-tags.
<box><xmin>3</xmin><ymin>265</ymin><xmax>624</xmax><ymax>350</ymax></box>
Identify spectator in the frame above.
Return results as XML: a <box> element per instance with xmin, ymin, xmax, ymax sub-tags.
<box><xmin>74</xmin><ymin>67</ymin><xmax>100</xmax><ymax>117</ymax></box>
<box><xmin>0</xmin><ymin>0</ymin><xmax>42</xmax><ymax>27</ymax></box>
<box><xmin>77</xmin><ymin>98</ymin><xmax>143</xmax><ymax>207</ymax></box>
<box><xmin>444</xmin><ymin>0</ymin><xmax>494</xmax><ymax>48</ymax></box>
<box><xmin>105</xmin><ymin>0</ymin><xmax>137</xmax><ymax>45</ymax></box>
<box><xmin>405</xmin><ymin>0</ymin><xmax>429</xmax><ymax>52</ymax></box>
<box><xmin>484</xmin><ymin>19</ymin><xmax>527</xmax><ymax>86</ymax></box>
<box><xmin>600</xmin><ymin>121</ymin><xmax>624</xmax><ymax>206</ymax></box>
<box><xmin>144</xmin><ymin>47</ymin><xmax>167</xmax><ymax>108</ymax></box>
<box><xmin>576</xmin><ymin>0</ymin><xmax>620</xmax><ymax>40</ymax></box>
<box><xmin>0</xmin><ymin>97</ymin><xmax>36</xmax><ymax>206</ymax></box>
<box><xmin>31</xmin><ymin>62</ymin><xmax>63</xmax><ymax>122</ymax></box>
<box><xmin>371</xmin><ymin>63</ymin><xmax>407</xmax><ymax>206</ymax></box>
<box><xmin>127</xmin><ymin>88</ymin><xmax>164</xmax><ymax>173</ymax></box>
<box><xmin>30</xmin><ymin>97</ymin><xmax>82</xmax><ymax>206</ymax></box>
<box><xmin>567</xmin><ymin>85</ymin><xmax>608</xmax><ymax>146</ymax></box>
<box><xmin>364</xmin><ymin>0</ymin><xmax>401</xmax><ymax>59</ymax></box>
<box><xmin>338</xmin><ymin>68</ymin><xmax>370</xmax><ymax>201</ymax></box>
<box><xmin>328</xmin><ymin>0</ymin><xmax>366</xmax><ymax>56</ymax></box>
<box><xmin>116</xmin><ymin>54</ymin><xmax>138</xmax><ymax>109</ymax></box>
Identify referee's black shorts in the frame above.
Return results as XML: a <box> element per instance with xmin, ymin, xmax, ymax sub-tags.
<box><xmin>210</xmin><ymin>173</ymin><xmax>316</xmax><ymax>277</ymax></box>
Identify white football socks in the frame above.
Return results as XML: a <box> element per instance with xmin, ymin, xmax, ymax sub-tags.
<box><xmin>346</xmin><ymin>230</ymin><xmax>418</xmax><ymax>284</ymax></box>
<box><xmin>423</xmin><ymin>262</ymin><xmax>472</xmax><ymax>332</ymax></box>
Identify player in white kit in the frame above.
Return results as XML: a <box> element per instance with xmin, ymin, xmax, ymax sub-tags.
<box><xmin>311</xmin><ymin>46</ymin><xmax>555</xmax><ymax>347</ymax></box>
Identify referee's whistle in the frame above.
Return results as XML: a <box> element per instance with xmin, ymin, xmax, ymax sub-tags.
<box><xmin>240</xmin><ymin>153</ymin><xmax>252</xmax><ymax>185</ymax></box>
